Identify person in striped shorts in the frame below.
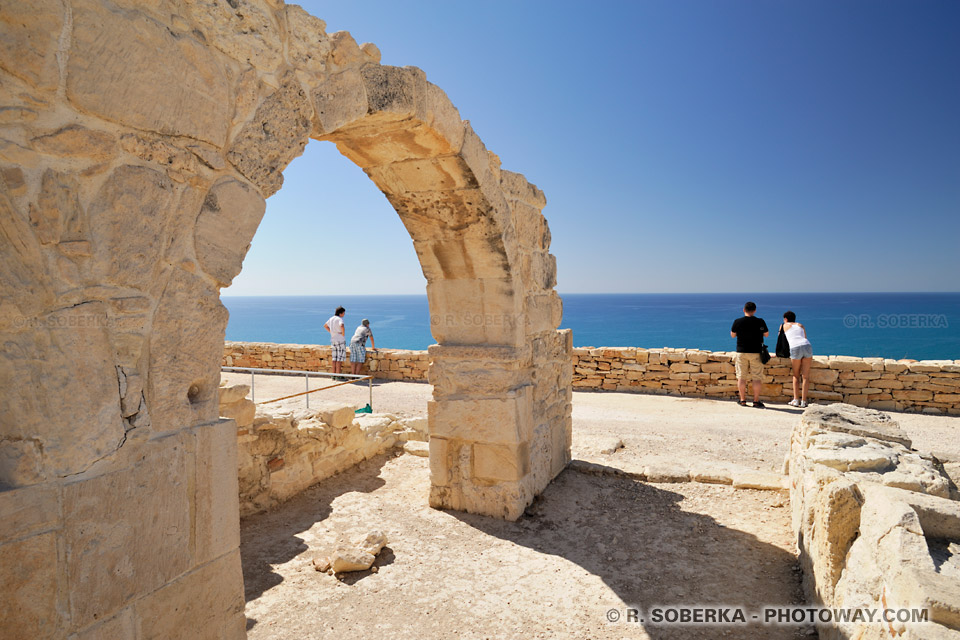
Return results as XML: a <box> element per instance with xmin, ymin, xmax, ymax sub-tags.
<box><xmin>324</xmin><ymin>306</ymin><xmax>346</xmax><ymax>380</ymax></box>
<box><xmin>349</xmin><ymin>319</ymin><xmax>376</xmax><ymax>375</ymax></box>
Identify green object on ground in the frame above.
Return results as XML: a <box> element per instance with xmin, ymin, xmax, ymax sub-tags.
<box><xmin>355</xmin><ymin>404</ymin><xmax>372</xmax><ymax>414</ymax></box>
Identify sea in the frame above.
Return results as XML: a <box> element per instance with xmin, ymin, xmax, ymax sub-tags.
<box><xmin>222</xmin><ymin>293</ymin><xmax>960</xmax><ymax>361</ymax></box>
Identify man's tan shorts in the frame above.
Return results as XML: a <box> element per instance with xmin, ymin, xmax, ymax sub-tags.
<box><xmin>735</xmin><ymin>352</ymin><xmax>764</xmax><ymax>381</ymax></box>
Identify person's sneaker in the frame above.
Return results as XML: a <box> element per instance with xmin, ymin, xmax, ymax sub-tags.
<box><xmin>753</xmin><ymin>401</ymin><xmax>766</xmax><ymax>408</ymax></box>
<box><xmin>788</xmin><ymin>399</ymin><xmax>800</xmax><ymax>407</ymax></box>
<box><xmin>799</xmin><ymin>401</ymin><xmax>808</xmax><ymax>408</ymax></box>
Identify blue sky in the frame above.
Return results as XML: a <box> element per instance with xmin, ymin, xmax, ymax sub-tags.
<box><xmin>225</xmin><ymin>0</ymin><xmax>960</xmax><ymax>296</ymax></box>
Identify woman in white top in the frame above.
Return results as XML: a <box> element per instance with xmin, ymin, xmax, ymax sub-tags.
<box><xmin>780</xmin><ymin>310</ymin><xmax>813</xmax><ymax>407</ymax></box>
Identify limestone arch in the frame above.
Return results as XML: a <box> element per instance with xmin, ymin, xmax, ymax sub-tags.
<box><xmin>226</xmin><ymin>61</ymin><xmax>574</xmax><ymax>518</ymax></box>
<box><xmin>0</xmin><ymin>1</ymin><xmax>572</xmax><ymax>636</ymax></box>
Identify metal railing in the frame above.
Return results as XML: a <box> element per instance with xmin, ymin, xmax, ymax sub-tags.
<box><xmin>220</xmin><ymin>366</ymin><xmax>373</xmax><ymax>411</ymax></box>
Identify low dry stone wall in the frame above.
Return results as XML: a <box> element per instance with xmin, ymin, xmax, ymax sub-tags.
<box><xmin>224</xmin><ymin>341</ymin><xmax>428</xmax><ymax>381</ymax></box>
<box><xmin>789</xmin><ymin>404</ymin><xmax>960</xmax><ymax>639</ymax></box>
<box><xmin>573</xmin><ymin>348</ymin><xmax>960</xmax><ymax>415</ymax></box>
<box><xmin>220</xmin><ymin>384</ymin><xmax>427</xmax><ymax>516</ymax></box>
<box><xmin>225</xmin><ymin>342</ymin><xmax>960</xmax><ymax>415</ymax></box>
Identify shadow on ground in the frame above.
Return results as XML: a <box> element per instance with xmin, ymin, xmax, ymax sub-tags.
<box><xmin>240</xmin><ymin>454</ymin><xmax>807</xmax><ymax>639</ymax></box>
<box><xmin>239</xmin><ymin>453</ymin><xmax>393</xmax><ymax>630</ymax></box>
<box><xmin>450</xmin><ymin>465</ymin><xmax>807</xmax><ymax>639</ymax></box>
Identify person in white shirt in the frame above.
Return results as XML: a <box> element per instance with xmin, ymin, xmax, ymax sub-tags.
<box><xmin>323</xmin><ymin>306</ymin><xmax>346</xmax><ymax>379</ymax></box>
<box><xmin>780</xmin><ymin>310</ymin><xmax>813</xmax><ymax>408</ymax></box>
<box><xmin>349</xmin><ymin>319</ymin><xmax>376</xmax><ymax>375</ymax></box>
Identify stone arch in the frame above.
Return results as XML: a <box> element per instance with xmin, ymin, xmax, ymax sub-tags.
<box><xmin>0</xmin><ymin>1</ymin><xmax>571</xmax><ymax>637</ymax></box>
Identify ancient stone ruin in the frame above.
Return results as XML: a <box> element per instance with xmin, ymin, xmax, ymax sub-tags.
<box><xmin>0</xmin><ymin>1</ymin><xmax>571</xmax><ymax>637</ymax></box>
<box><xmin>790</xmin><ymin>404</ymin><xmax>960</xmax><ymax>639</ymax></box>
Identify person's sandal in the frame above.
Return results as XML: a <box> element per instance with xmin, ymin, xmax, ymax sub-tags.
<box><xmin>753</xmin><ymin>401</ymin><xmax>766</xmax><ymax>408</ymax></box>
<box><xmin>738</xmin><ymin>400</ymin><xmax>748</xmax><ymax>407</ymax></box>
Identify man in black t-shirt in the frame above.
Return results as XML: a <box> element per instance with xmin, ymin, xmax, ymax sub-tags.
<box><xmin>730</xmin><ymin>301</ymin><xmax>769</xmax><ymax>408</ymax></box>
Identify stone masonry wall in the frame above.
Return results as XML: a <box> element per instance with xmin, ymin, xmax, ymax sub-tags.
<box><xmin>571</xmin><ymin>347</ymin><xmax>960</xmax><ymax>415</ymax></box>
<box><xmin>224</xmin><ymin>340</ymin><xmax>429</xmax><ymax>381</ymax></box>
<box><xmin>224</xmin><ymin>342</ymin><xmax>960</xmax><ymax>415</ymax></box>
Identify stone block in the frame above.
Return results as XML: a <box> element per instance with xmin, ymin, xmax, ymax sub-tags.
<box><xmin>828</xmin><ymin>357</ymin><xmax>874</xmax><ymax>371</ymax></box>
<box><xmin>134</xmin><ymin>549</ymin><xmax>245</xmax><ymax>640</ymax></box>
<box><xmin>284</xmin><ymin>4</ymin><xmax>332</xmax><ymax>73</ymax></box>
<box><xmin>218</xmin><ymin>385</ymin><xmax>250</xmax><ymax>405</ymax></box>
<box><xmin>472</xmin><ymin>442</ymin><xmax>529</xmax><ymax>482</ymax></box>
<box><xmin>0</xmin><ymin>0</ymin><xmax>62</xmax><ymax>92</ymax></box>
<box><xmin>148</xmin><ymin>270</ymin><xmax>227</xmax><ymax>432</ymax></box>
<box><xmin>315</xmin><ymin>403</ymin><xmax>356</xmax><ymax>430</ymax></box>
<box><xmin>425</xmin><ymin>278</ymin><xmax>523</xmax><ymax>345</ymax></box>
<box><xmin>428</xmin><ymin>436</ymin><xmax>456</xmax><ymax>487</ymax></box>
<box><xmin>0</xmin><ymin>302</ymin><xmax>126</xmax><ymax>481</ymax></box>
<box><xmin>429</xmin><ymin>390</ymin><xmax>533</xmax><ymax>444</ymax></box>
<box><xmin>0</xmin><ymin>484</ymin><xmax>58</xmax><ymax>542</ymax></box>
<box><xmin>219</xmin><ymin>399</ymin><xmax>256</xmax><ymax>429</ymax></box>
<box><xmin>643</xmin><ymin>464</ymin><xmax>689</xmax><ymax>483</ymax></box>
<box><xmin>807</xmin><ymin>368</ymin><xmax>840</xmax><ymax>385</ymax></box>
<box><xmin>63</xmin><ymin>434</ymin><xmax>192</xmax><ymax>627</ymax></box>
<box><xmin>0</xmin><ymin>532</ymin><xmax>65</xmax><ymax>639</ymax></box>
<box><xmin>731</xmin><ymin>470</ymin><xmax>785</xmax><ymax>491</ymax></box>
<box><xmin>194</xmin><ymin>178</ymin><xmax>266</xmax><ymax>286</ymax></box>
<box><xmin>67</xmin><ymin>0</ymin><xmax>231</xmax><ymax>145</ymax></box>
<box><xmin>227</xmin><ymin>71</ymin><xmax>313</xmax><ymax>197</ymax></box>
<box><xmin>193</xmin><ymin>420</ymin><xmax>240</xmax><ymax>565</ymax></box>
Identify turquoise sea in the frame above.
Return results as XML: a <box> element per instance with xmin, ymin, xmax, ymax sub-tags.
<box><xmin>222</xmin><ymin>293</ymin><xmax>960</xmax><ymax>361</ymax></box>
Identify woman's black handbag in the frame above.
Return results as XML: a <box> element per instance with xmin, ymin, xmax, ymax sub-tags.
<box><xmin>775</xmin><ymin>326</ymin><xmax>791</xmax><ymax>359</ymax></box>
<box><xmin>760</xmin><ymin>344</ymin><xmax>771</xmax><ymax>364</ymax></box>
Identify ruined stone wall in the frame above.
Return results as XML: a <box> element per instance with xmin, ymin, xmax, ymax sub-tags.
<box><xmin>219</xmin><ymin>385</ymin><xmax>426</xmax><ymax>516</ymax></box>
<box><xmin>224</xmin><ymin>341</ymin><xmax>430</xmax><ymax>381</ymax></box>
<box><xmin>1</xmin><ymin>1</ymin><xmax>571</xmax><ymax>637</ymax></box>
<box><xmin>789</xmin><ymin>404</ymin><xmax>960</xmax><ymax>639</ymax></box>
<box><xmin>224</xmin><ymin>342</ymin><xmax>960</xmax><ymax>414</ymax></box>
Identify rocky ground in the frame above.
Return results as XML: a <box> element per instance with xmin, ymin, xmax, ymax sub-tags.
<box><xmin>223</xmin><ymin>374</ymin><xmax>960</xmax><ymax>639</ymax></box>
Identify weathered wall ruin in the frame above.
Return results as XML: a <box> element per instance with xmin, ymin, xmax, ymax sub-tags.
<box><xmin>220</xmin><ymin>384</ymin><xmax>427</xmax><ymax>516</ymax></box>
<box><xmin>789</xmin><ymin>404</ymin><xmax>960</xmax><ymax>639</ymax></box>
<box><xmin>0</xmin><ymin>1</ymin><xmax>571</xmax><ymax>637</ymax></box>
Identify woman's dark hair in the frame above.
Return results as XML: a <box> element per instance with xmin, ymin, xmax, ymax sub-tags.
<box><xmin>335</xmin><ymin>306</ymin><xmax>345</xmax><ymax>316</ymax></box>
<box><xmin>783</xmin><ymin>311</ymin><xmax>796</xmax><ymax>322</ymax></box>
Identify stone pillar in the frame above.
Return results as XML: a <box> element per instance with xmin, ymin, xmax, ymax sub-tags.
<box><xmin>427</xmin><ymin>341</ymin><xmax>569</xmax><ymax>520</ymax></box>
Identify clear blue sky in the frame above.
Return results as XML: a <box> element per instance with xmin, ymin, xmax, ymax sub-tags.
<box><xmin>225</xmin><ymin>0</ymin><xmax>960</xmax><ymax>296</ymax></box>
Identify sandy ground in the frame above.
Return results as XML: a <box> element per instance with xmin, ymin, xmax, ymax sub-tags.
<box><xmin>222</xmin><ymin>373</ymin><xmax>960</xmax><ymax>639</ymax></box>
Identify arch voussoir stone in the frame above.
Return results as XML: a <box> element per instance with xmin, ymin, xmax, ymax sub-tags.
<box><xmin>0</xmin><ymin>2</ymin><xmax>571</xmax><ymax>637</ymax></box>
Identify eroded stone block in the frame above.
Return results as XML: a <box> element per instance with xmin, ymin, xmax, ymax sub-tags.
<box><xmin>68</xmin><ymin>0</ymin><xmax>231</xmax><ymax>145</ymax></box>
<box><xmin>0</xmin><ymin>532</ymin><xmax>65</xmax><ymax>639</ymax></box>
<box><xmin>0</xmin><ymin>0</ymin><xmax>62</xmax><ymax>92</ymax></box>
<box><xmin>63</xmin><ymin>433</ymin><xmax>192</xmax><ymax>627</ymax></box>
<box><xmin>194</xmin><ymin>178</ymin><xmax>266</xmax><ymax>286</ymax></box>
<box><xmin>134</xmin><ymin>549</ymin><xmax>245</xmax><ymax>640</ymax></box>
<box><xmin>193</xmin><ymin>420</ymin><xmax>240</xmax><ymax>565</ymax></box>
